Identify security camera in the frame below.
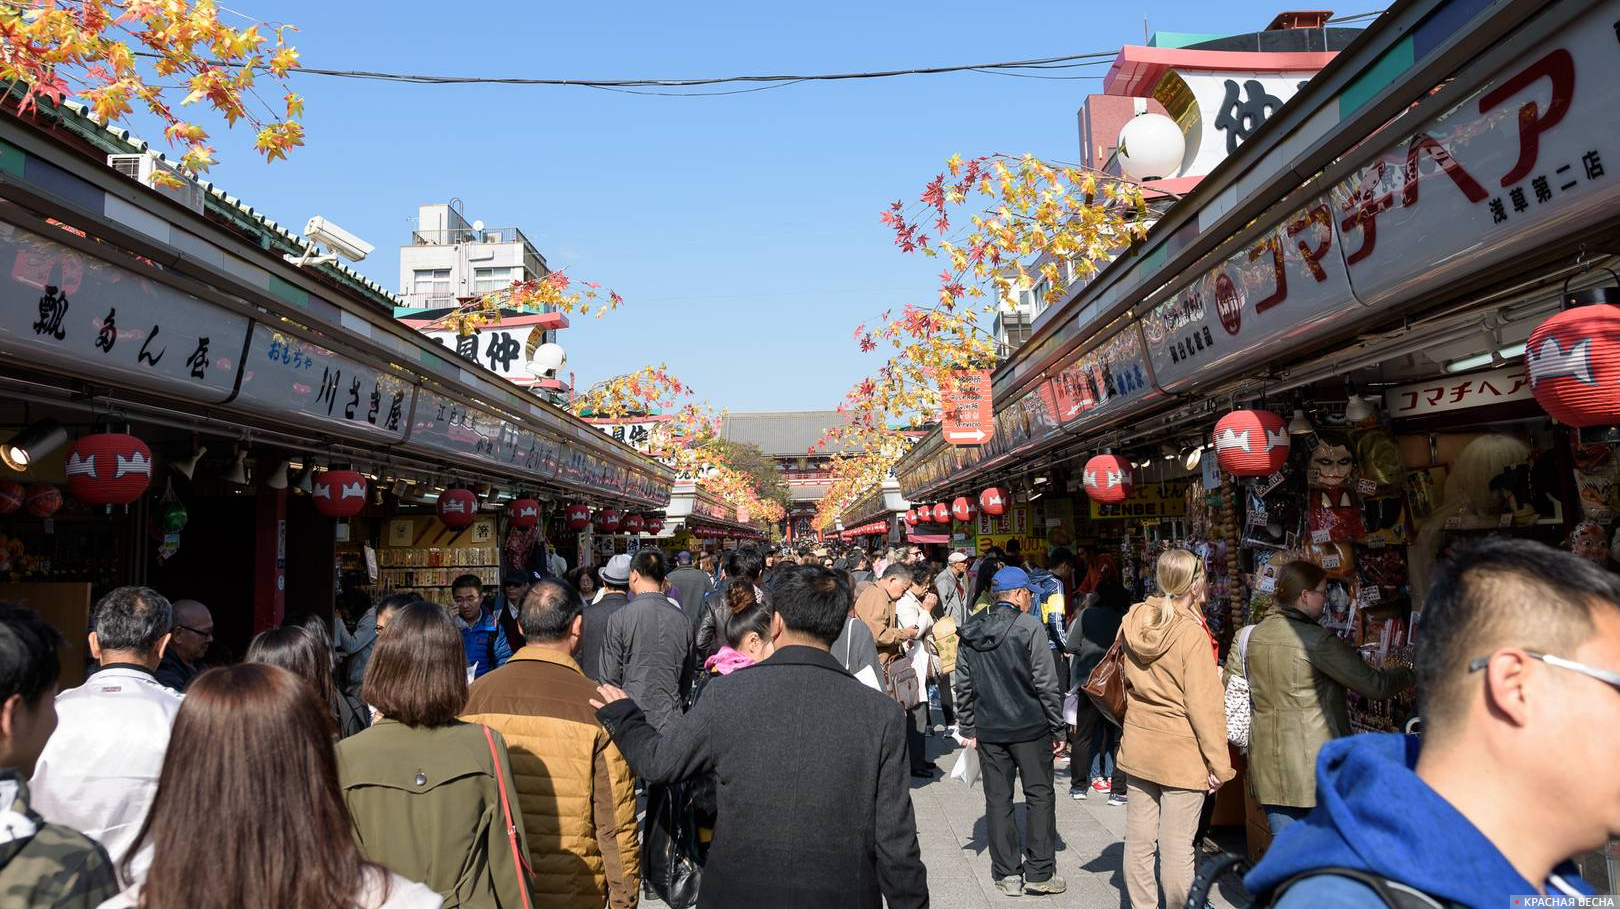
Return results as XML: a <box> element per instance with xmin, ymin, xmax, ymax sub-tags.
<box><xmin>302</xmin><ymin>216</ymin><xmax>374</xmax><ymax>262</ymax></box>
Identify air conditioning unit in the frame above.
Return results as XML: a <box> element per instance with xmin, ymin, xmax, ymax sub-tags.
<box><xmin>106</xmin><ymin>152</ymin><xmax>205</xmax><ymax>215</ymax></box>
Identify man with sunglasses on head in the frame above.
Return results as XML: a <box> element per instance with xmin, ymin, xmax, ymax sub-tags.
<box><xmin>1248</xmin><ymin>538</ymin><xmax>1620</xmax><ymax>908</ymax></box>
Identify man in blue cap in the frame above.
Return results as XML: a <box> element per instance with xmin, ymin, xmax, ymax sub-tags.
<box><xmin>955</xmin><ymin>564</ymin><xmax>1068</xmax><ymax>897</ymax></box>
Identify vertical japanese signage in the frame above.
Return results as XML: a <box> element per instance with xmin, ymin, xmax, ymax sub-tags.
<box><xmin>942</xmin><ymin>369</ymin><xmax>994</xmax><ymax>446</ymax></box>
<box><xmin>0</xmin><ymin>221</ymin><xmax>248</xmax><ymax>402</ymax></box>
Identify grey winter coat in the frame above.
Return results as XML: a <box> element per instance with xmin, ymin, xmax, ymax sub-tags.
<box><xmin>602</xmin><ymin>591</ymin><xmax>695</xmax><ymax>734</ymax></box>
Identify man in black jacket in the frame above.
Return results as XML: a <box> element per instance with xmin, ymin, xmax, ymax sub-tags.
<box><xmin>592</xmin><ymin>565</ymin><xmax>928</xmax><ymax>909</ymax></box>
<box><xmin>956</xmin><ymin>566</ymin><xmax>1067</xmax><ymax>897</ymax></box>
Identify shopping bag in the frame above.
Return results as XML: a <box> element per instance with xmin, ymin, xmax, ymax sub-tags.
<box><xmin>949</xmin><ymin>744</ymin><xmax>981</xmax><ymax>787</ymax></box>
<box><xmin>1063</xmin><ymin>689</ymin><xmax>1079</xmax><ymax>726</ymax></box>
<box><xmin>641</xmin><ymin>782</ymin><xmax>704</xmax><ymax>909</ymax></box>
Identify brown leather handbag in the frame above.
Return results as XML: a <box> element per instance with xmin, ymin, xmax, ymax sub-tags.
<box><xmin>1082</xmin><ymin>629</ymin><xmax>1129</xmax><ymax>727</ymax></box>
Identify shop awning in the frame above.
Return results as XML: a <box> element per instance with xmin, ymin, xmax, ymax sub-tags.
<box><xmin>905</xmin><ymin>531</ymin><xmax>951</xmax><ymax>545</ymax></box>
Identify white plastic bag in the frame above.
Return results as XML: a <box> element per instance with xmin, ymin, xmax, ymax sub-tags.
<box><xmin>1063</xmin><ymin>689</ymin><xmax>1079</xmax><ymax>726</ymax></box>
<box><xmin>949</xmin><ymin>744</ymin><xmax>980</xmax><ymax>787</ymax></box>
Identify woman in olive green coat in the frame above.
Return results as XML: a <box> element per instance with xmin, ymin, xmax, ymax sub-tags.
<box><xmin>1229</xmin><ymin>560</ymin><xmax>1415</xmax><ymax>836</ymax></box>
<box><xmin>337</xmin><ymin>603</ymin><xmax>532</xmax><ymax>909</ymax></box>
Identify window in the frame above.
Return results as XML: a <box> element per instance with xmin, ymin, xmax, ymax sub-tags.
<box><xmin>474</xmin><ymin>266</ymin><xmax>517</xmax><ymax>294</ymax></box>
<box><xmin>413</xmin><ymin>268</ymin><xmax>451</xmax><ymax>300</ymax></box>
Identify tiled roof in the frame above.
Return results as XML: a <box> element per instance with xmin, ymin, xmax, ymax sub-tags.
<box><xmin>720</xmin><ymin>411</ymin><xmax>858</xmax><ymax>457</ymax></box>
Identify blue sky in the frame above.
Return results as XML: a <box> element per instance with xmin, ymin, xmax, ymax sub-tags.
<box><xmin>126</xmin><ymin>0</ymin><xmax>1311</xmax><ymax>412</ymax></box>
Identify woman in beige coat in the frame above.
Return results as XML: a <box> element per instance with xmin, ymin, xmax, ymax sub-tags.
<box><xmin>1118</xmin><ymin>549</ymin><xmax>1235</xmax><ymax>909</ymax></box>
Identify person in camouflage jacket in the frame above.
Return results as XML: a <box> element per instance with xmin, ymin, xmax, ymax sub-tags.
<box><xmin>0</xmin><ymin>604</ymin><xmax>119</xmax><ymax>908</ymax></box>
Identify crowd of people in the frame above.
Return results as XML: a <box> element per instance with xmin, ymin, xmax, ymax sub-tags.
<box><xmin>0</xmin><ymin>534</ymin><xmax>1615</xmax><ymax>908</ymax></box>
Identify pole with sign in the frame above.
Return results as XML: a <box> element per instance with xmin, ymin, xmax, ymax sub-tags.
<box><xmin>942</xmin><ymin>369</ymin><xmax>994</xmax><ymax>446</ymax></box>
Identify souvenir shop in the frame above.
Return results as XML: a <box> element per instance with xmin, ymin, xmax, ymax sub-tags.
<box><xmin>894</xmin><ymin>0</ymin><xmax>1620</xmax><ymax>880</ymax></box>
<box><xmin>0</xmin><ymin>105</ymin><xmax>673</xmax><ymax>678</ymax></box>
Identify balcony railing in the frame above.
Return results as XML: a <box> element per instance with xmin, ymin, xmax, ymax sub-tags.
<box><xmin>410</xmin><ymin>227</ymin><xmax>548</xmax><ymax>272</ymax></box>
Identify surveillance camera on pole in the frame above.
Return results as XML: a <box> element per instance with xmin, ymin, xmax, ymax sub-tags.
<box><xmin>285</xmin><ymin>216</ymin><xmax>374</xmax><ymax>267</ymax></box>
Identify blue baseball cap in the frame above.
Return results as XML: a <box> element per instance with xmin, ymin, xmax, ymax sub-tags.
<box><xmin>992</xmin><ymin>565</ymin><xmax>1042</xmax><ymax>594</ymax></box>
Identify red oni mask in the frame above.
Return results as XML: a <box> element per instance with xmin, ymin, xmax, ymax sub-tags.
<box><xmin>65</xmin><ymin>432</ymin><xmax>153</xmax><ymax>506</ymax></box>
<box><xmin>1212</xmin><ymin>410</ymin><xmax>1290</xmax><ymax>477</ymax></box>
<box><xmin>437</xmin><ymin>488</ymin><xmax>478</xmax><ymax>528</ymax></box>
<box><xmin>979</xmin><ymin>487</ymin><xmax>1010</xmax><ymax>516</ymax></box>
<box><xmin>1572</xmin><ymin>521</ymin><xmax>1610</xmax><ymax>564</ymax></box>
<box><xmin>1083</xmin><ymin>455</ymin><xmax>1133</xmax><ymax>505</ymax></box>
<box><xmin>312</xmin><ymin>470</ymin><xmax>367</xmax><ymax>518</ymax></box>
<box><xmin>508</xmin><ymin>498</ymin><xmax>540</xmax><ymax>529</ymax></box>
<box><xmin>1528</xmin><ymin>304</ymin><xmax>1620</xmax><ymax>427</ymax></box>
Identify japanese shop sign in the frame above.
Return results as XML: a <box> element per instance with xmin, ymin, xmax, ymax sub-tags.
<box><xmin>942</xmin><ymin>369</ymin><xmax>994</xmax><ymax>446</ymax></box>
<box><xmin>0</xmin><ymin>221</ymin><xmax>248</xmax><ymax>403</ymax></box>
<box><xmin>422</xmin><ymin>327</ymin><xmax>537</xmax><ymax>386</ymax></box>
<box><xmin>234</xmin><ymin>324</ymin><xmax>412</xmax><ymax>443</ymax></box>
<box><xmin>1383</xmin><ymin>364</ymin><xmax>1532</xmax><ymax>418</ymax></box>
<box><xmin>1141</xmin><ymin>192</ymin><xmax>1360</xmax><ymax>394</ymax></box>
<box><xmin>1330</xmin><ymin>1</ymin><xmax>1620</xmax><ymax>309</ymax></box>
<box><xmin>1091</xmin><ymin>481</ymin><xmax>1190</xmax><ymax>520</ymax></box>
<box><xmin>1049</xmin><ymin>325</ymin><xmax>1159</xmax><ymax>431</ymax></box>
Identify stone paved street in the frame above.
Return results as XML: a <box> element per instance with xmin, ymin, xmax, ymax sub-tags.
<box><xmin>642</xmin><ymin>729</ymin><xmax>1248</xmax><ymax>909</ymax></box>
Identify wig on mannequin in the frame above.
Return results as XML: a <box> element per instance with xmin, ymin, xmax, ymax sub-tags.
<box><xmin>1411</xmin><ymin>434</ymin><xmax>1533</xmax><ymax>609</ymax></box>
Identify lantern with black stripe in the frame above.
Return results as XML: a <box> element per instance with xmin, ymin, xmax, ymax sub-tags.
<box><xmin>1082</xmin><ymin>454</ymin><xmax>1134</xmax><ymax>505</ymax></box>
<box><xmin>1213</xmin><ymin>409</ymin><xmax>1291</xmax><ymax>476</ymax></box>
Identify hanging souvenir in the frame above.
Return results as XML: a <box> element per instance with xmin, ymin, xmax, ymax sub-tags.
<box><xmin>1306</xmin><ymin>431</ymin><xmax>1366</xmax><ymax>541</ymax></box>
<box><xmin>0</xmin><ymin>481</ymin><xmax>23</xmax><ymax>514</ymax></box>
<box><xmin>24</xmin><ymin>484</ymin><xmax>61</xmax><ymax>519</ymax></box>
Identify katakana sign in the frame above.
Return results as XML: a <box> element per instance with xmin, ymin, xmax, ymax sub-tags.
<box><xmin>1384</xmin><ymin>364</ymin><xmax>1532</xmax><ymax>418</ymax></box>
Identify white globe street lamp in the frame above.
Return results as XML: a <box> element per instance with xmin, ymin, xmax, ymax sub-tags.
<box><xmin>1117</xmin><ymin>113</ymin><xmax>1186</xmax><ymax>182</ymax></box>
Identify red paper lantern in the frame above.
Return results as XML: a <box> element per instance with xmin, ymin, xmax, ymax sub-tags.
<box><xmin>979</xmin><ymin>486</ymin><xmax>1010</xmax><ymax>516</ymax></box>
<box><xmin>596</xmin><ymin>508</ymin><xmax>623</xmax><ymax>532</ymax></box>
<box><xmin>645</xmin><ymin>516</ymin><xmax>664</xmax><ymax>535</ymax></box>
<box><xmin>312</xmin><ymin>470</ymin><xmax>368</xmax><ymax>518</ymax></box>
<box><xmin>508</xmin><ymin>498</ymin><xmax>541</xmax><ymax>529</ymax></box>
<box><xmin>623</xmin><ymin>513</ymin><xmax>646</xmax><ymax>534</ymax></box>
<box><xmin>25</xmin><ymin>484</ymin><xmax>61</xmax><ymax>518</ymax></box>
<box><xmin>1213</xmin><ymin>409</ymin><xmax>1291</xmax><ymax>476</ymax></box>
<box><xmin>931</xmin><ymin>502</ymin><xmax>951</xmax><ymax>523</ymax></box>
<box><xmin>0</xmin><ymin>481</ymin><xmax>24</xmax><ymax>514</ymax></box>
<box><xmin>951</xmin><ymin>496</ymin><xmax>978</xmax><ymax>523</ymax></box>
<box><xmin>902</xmin><ymin>510</ymin><xmax>918</xmax><ymax>526</ymax></box>
<box><xmin>564</xmin><ymin>503</ymin><xmax>591</xmax><ymax>531</ymax></box>
<box><xmin>1528</xmin><ymin>304</ymin><xmax>1620</xmax><ymax>426</ymax></box>
<box><xmin>1083</xmin><ymin>455</ymin><xmax>1134</xmax><ymax>505</ymax></box>
<box><xmin>63</xmin><ymin>432</ymin><xmax>152</xmax><ymax>506</ymax></box>
<box><xmin>437</xmin><ymin>488</ymin><xmax>479</xmax><ymax>528</ymax></box>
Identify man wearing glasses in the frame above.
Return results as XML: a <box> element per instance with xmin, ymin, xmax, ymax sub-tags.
<box><xmin>153</xmin><ymin>599</ymin><xmax>212</xmax><ymax>693</ymax></box>
<box><xmin>1248</xmin><ymin>538</ymin><xmax>1620</xmax><ymax>907</ymax></box>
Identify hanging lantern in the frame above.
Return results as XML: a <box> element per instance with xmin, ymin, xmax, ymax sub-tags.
<box><xmin>623</xmin><ymin>513</ymin><xmax>646</xmax><ymax>534</ymax></box>
<box><xmin>1083</xmin><ymin>454</ymin><xmax>1134</xmax><ymax>505</ymax></box>
<box><xmin>564</xmin><ymin>503</ymin><xmax>591</xmax><ymax>531</ymax></box>
<box><xmin>437</xmin><ymin>487</ymin><xmax>478</xmax><ymax>528</ymax></box>
<box><xmin>508</xmin><ymin>497</ymin><xmax>541</xmax><ymax>529</ymax></box>
<box><xmin>311</xmin><ymin>470</ymin><xmax>367</xmax><ymax>518</ymax></box>
<box><xmin>931</xmin><ymin>502</ymin><xmax>951</xmax><ymax>523</ymax></box>
<box><xmin>595</xmin><ymin>508</ymin><xmax>623</xmax><ymax>533</ymax></box>
<box><xmin>902</xmin><ymin>510</ymin><xmax>918</xmax><ymax>526</ymax></box>
<box><xmin>980</xmin><ymin>486</ymin><xmax>1010</xmax><ymax>516</ymax></box>
<box><xmin>1528</xmin><ymin>302</ymin><xmax>1620</xmax><ymax>426</ymax></box>
<box><xmin>951</xmin><ymin>496</ymin><xmax>978</xmax><ymax>523</ymax></box>
<box><xmin>25</xmin><ymin>484</ymin><xmax>61</xmax><ymax>518</ymax></box>
<box><xmin>0</xmin><ymin>481</ymin><xmax>24</xmax><ymax>514</ymax></box>
<box><xmin>644</xmin><ymin>516</ymin><xmax>664</xmax><ymax>535</ymax></box>
<box><xmin>1213</xmin><ymin>409</ymin><xmax>1291</xmax><ymax>476</ymax></box>
<box><xmin>65</xmin><ymin>431</ymin><xmax>153</xmax><ymax>506</ymax></box>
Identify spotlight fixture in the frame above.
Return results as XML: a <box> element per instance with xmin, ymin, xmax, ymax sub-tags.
<box><xmin>1288</xmin><ymin>408</ymin><xmax>1315</xmax><ymax>436</ymax></box>
<box><xmin>2</xmin><ymin>418</ymin><xmax>67</xmax><ymax>471</ymax></box>
<box><xmin>223</xmin><ymin>448</ymin><xmax>248</xmax><ymax>486</ymax></box>
<box><xmin>1182</xmin><ymin>446</ymin><xmax>1203</xmax><ymax>471</ymax></box>
<box><xmin>264</xmin><ymin>458</ymin><xmax>290</xmax><ymax>490</ymax></box>
<box><xmin>293</xmin><ymin>461</ymin><xmax>315</xmax><ymax>495</ymax></box>
<box><xmin>171</xmin><ymin>443</ymin><xmax>207</xmax><ymax>480</ymax></box>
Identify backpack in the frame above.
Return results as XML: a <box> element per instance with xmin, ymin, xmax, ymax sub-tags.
<box><xmin>1188</xmin><ymin>853</ymin><xmax>1467</xmax><ymax>909</ymax></box>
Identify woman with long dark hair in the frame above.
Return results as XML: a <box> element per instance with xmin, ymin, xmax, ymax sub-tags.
<box><xmin>101</xmin><ymin>663</ymin><xmax>440</xmax><ymax>908</ymax></box>
<box><xmin>968</xmin><ymin>555</ymin><xmax>1007</xmax><ymax>617</ymax></box>
<box><xmin>247</xmin><ymin>625</ymin><xmax>367</xmax><ymax>738</ymax></box>
<box><xmin>336</xmin><ymin>602</ymin><xmax>531</xmax><ymax>909</ymax></box>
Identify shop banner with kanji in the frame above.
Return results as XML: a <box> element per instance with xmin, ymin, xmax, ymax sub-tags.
<box><xmin>942</xmin><ymin>369</ymin><xmax>994</xmax><ymax>446</ymax></box>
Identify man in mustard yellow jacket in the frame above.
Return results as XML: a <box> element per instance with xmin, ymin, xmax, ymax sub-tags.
<box><xmin>464</xmin><ymin>579</ymin><xmax>640</xmax><ymax>909</ymax></box>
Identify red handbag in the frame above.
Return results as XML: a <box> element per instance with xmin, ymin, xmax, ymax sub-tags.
<box><xmin>483</xmin><ymin>725</ymin><xmax>535</xmax><ymax>909</ymax></box>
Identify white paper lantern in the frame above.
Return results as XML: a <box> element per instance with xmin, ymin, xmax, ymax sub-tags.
<box><xmin>1117</xmin><ymin>114</ymin><xmax>1186</xmax><ymax>182</ymax></box>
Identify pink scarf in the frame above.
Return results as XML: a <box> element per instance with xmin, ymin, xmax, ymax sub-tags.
<box><xmin>703</xmin><ymin>646</ymin><xmax>757</xmax><ymax>676</ymax></box>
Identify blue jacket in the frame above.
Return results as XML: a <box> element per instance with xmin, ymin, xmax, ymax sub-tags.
<box><xmin>1248</xmin><ymin>733</ymin><xmax>1594</xmax><ymax>909</ymax></box>
<box><xmin>1027</xmin><ymin>568</ymin><xmax>1067</xmax><ymax>652</ymax></box>
<box><xmin>458</xmin><ymin>607</ymin><xmax>511</xmax><ymax>679</ymax></box>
